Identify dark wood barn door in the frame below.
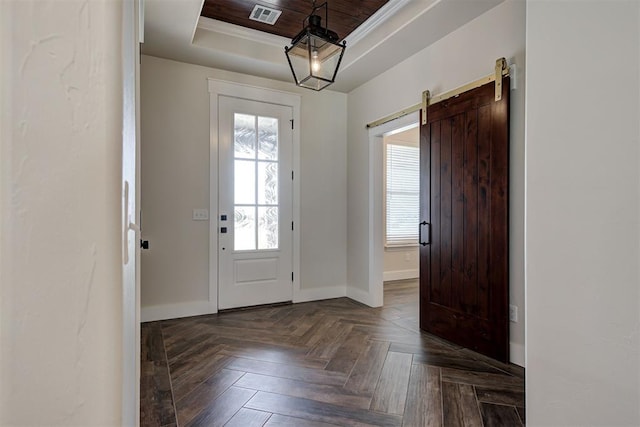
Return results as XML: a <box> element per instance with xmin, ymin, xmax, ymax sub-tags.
<box><xmin>419</xmin><ymin>78</ymin><xmax>510</xmax><ymax>362</ymax></box>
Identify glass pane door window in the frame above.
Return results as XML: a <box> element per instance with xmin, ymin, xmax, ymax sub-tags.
<box><xmin>233</xmin><ymin>113</ymin><xmax>279</xmax><ymax>251</ymax></box>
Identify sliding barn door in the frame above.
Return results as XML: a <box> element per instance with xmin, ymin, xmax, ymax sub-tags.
<box><xmin>419</xmin><ymin>78</ymin><xmax>510</xmax><ymax>362</ymax></box>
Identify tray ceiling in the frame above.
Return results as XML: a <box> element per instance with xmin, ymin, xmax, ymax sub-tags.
<box><xmin>200</xmin><ymin>0</ymin><xmax>390</xmax><ymax>41</ymax></box>
<box><xmin>142</xmin><ymin>0</ymin><xmax>506</xmax><ymax>93</ymax></box>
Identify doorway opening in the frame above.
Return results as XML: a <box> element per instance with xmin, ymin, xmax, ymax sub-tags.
<box><xmin>381</xmin><ymin>123</ymin><xmax>421</xmax><ymax>332</ymax></box>
<box><xmin>367</xmin><ymin>111</ymin><xmax>420</xmax><ymax>312</ymax></box>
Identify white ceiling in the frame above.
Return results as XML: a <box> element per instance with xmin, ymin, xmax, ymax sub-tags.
<box><xmin>142</xmin><ymin>0</ymin><xmax>505</xmax><ymax>93</ymax></box>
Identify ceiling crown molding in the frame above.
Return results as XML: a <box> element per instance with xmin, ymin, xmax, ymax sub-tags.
<box><xmin>196</xmin><ymin>16</ymin><xmax>290</xmax><ymax>47</ymax></box>
<box><xmin>344</xmin><ymin>0</ymin><xmax>413</xmax><ymax>46</ymax></box>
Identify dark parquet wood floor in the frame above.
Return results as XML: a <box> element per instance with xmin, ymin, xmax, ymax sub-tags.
<box><xmin>141</xmin><ymin>280</ymin><xmax>525</xmax><ymax>426</ymax></box>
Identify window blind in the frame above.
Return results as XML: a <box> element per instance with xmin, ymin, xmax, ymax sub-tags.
<box><xmin>385</xmin><ymin>143</ymin><xmax>419</xmax><ymax>246</ymax></box>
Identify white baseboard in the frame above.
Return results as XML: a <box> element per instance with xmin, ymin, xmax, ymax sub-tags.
<box><xmin>141</xmin><ymin>300</ymin><xmax>216</xmax><ymax>322</ymax></box>
<box><xmin>346</xmin><ymin>286</ymin><xmax>382</xmax><ymax>308</ymax></box>
<box><xmin>294</xmin><ymin>285</ymin><xmax>346</xmax><ymax>303</ymax></box>
<box><xmin>383</xmin><ymin>269</ymin><xmax>419</xmax><ymax>282</ymax></box>
<box><xmin>143</xmin><ymin>287</ymin><xmax>347</xmax><ymax>322</ymax></box>
<box><xmin>510</xmin><ymin>342</ymin><xmax>525</xmax><ymax>367</ymax></box>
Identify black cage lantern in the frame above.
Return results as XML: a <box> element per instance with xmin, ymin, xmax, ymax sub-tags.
<box><xmin>284</xmin><ymin>1</ymin><xmax>346</xmax><ymax>91</ymax></box>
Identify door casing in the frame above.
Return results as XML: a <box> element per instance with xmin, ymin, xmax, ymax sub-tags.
<box><xmin>122</xmin><ymin>0</ymin><xmax>141</xmax><ymax>424</ymax></box>
<box><xmin>208</xmin><ymin>79</ymin><xmax>301</xmax><ymax>313</ymax></box>
<box><xmin>366</xmin><ymin>112</ymin><xmax>420</xmax><ymax>307</ymax></box>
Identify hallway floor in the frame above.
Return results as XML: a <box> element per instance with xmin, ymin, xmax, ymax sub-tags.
<box><xmin>141</xmin><ymin>280</ymin><xmax>525</xmax><ymax>426</ymax></box>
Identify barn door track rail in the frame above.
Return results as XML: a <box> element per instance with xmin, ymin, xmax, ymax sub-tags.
<box><xmin>366</xmin><ymin>57</ymin><xmax>510</xmax><ymax>129</ymax></box>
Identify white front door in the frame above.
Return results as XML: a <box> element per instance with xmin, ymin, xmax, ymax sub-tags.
<box><xmin>218</xmin><ymin>96</ymin><xmax>293</xmax><ymax>310</ymax></box>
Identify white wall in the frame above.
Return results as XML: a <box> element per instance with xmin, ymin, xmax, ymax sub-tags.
<box><xmin>383</xmin><ymin>248</ymin><xmax>419</xmax><ymax>282</ymax></box>
<box><xmin>526</xmin><ymin>2</ymin><xmax>640</xmax><ymax>425</ymax></box>
<box><xmin>1</xmin><ymin>0</ymin><xmax>123</xmax><ymax>424</ymax></box>
<box><xmin>347</xmin><ymin>0</ymin><xmax>526</xmax><ymax>365</ymax></box>
<box><xmin>141</xmin><ymin>55</ymin><xmax>348</xmax><ymax>319</ymax></box>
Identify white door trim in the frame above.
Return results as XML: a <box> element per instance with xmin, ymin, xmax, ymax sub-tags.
<box><xmin>363</xmin><ymin>111</ymin><xmax>419</xmax><ymax>308</ymax></box>
<box><xmin>208</xmin><ymin>79</ymin><xmax>301</xmax><ymax>313</ymax></box>
<box><xmin>122</xmin><ymin>0</ymin><xmax>141</xmax><ymax>424</ymax></box>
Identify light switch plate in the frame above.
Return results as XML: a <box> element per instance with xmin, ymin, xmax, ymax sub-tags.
<box><xmin>193</xmin><ymin>209</ymin><xmax>209</xmax><ymax>221</ymax></box>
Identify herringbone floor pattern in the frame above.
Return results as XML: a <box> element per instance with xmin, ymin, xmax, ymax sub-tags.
<box><xmin>141</xmin><ymin>280</ymin><xmax>525</xmax><ymax>426</ymax></box>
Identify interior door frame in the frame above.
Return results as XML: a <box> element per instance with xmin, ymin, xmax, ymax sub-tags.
<box><xmin>122</xmin><ymin>0</ymin><xmax>141</xmax><ymax>424</ymax></box>
<box><xmin>208</xmin><ymin>79</ymin><xmax>301</xmax><ymax>313</ymax></box>
<box><xmin>366</xmin><ymin>111</ymin><xmax>420</xmax><ymax>307</ymax></box>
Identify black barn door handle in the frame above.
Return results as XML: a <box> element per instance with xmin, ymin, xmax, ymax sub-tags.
<box><xmin>419</xmin><ymin>221</ymin><xmax>431</xmax><ymax>246</ymax></box>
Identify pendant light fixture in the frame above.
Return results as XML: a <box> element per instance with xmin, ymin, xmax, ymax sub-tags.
<box><xmin>284</xmin><ymin>1</ymin><xmax>346</xmax><ymax>91</ymax></box>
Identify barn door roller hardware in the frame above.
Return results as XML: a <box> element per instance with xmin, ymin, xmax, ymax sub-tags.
<box><xmin>367</xmin><ymin>57</ymin><xmax>511</xmax><ymax>129</ymax></box>
<box><xmin>421</xmin><ymin>90</ymin><xmax>430</xmax><ymax>125</ymax></box>
<box><xmin>494</xmin><ymin>57</ymin><xmax>507</xmax><ymax>101</ymax></box>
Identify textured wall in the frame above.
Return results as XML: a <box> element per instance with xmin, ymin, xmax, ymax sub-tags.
<box><xmin>1</xmin><ymin>0</ymin><xmax>124</xmax><ymax>423</ymax></box>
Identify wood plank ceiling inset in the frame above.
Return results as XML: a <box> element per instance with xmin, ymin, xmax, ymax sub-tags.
<box><xmin>200</xmin><ymin>0</ymin><xmax>390</xmax><ymax>41</ymax></box>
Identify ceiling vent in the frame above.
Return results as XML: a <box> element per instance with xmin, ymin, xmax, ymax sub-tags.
<box><xmin>249</xmin><ymin>4</ymin><xmax>282</xmax><ymax>25</ymax></box>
